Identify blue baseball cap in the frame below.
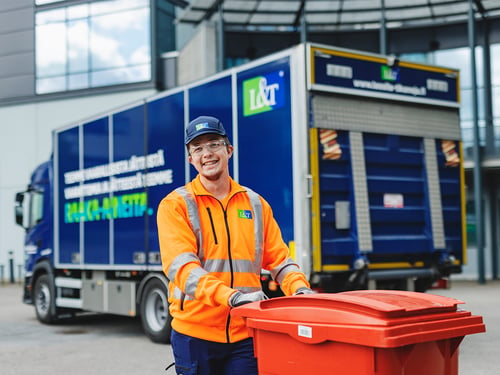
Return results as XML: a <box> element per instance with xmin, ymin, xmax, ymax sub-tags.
<box><xmin>185</xmin><ymin>116</ymin><xmax>227</xmax><ymax>145</ymax></box>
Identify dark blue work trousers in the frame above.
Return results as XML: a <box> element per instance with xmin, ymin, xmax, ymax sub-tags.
<box><xmin>170</xmin><ymin>329</ymin><xmax>258</xmax><ymax>375</ymax></box>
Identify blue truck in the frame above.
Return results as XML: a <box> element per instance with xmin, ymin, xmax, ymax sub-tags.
<box><xmin>15</xmin><ymin>43</ymin><xmax>465</xmax><ymax>343</ymax></box>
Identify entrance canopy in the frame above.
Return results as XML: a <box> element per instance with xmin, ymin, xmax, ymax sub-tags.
<box><xmin>176</xmin><ymin>0</ymin><xmax>500</xmax><ymax>32</ymax></box>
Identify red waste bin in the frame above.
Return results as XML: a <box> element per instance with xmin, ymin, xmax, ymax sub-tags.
<box><xmin>231</xmin><ymin>290</ymin><xmax>485</xmax><ymax>375</ymax></box>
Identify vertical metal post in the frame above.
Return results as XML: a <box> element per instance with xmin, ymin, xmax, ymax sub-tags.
<box><xmin>8</xmin><ymin>250</ymin><xmax>14</xmax><ymax>284</ymax></box>
<box><xmin>300</xmin><ymin>0</ymin><xmax>307</xmax><ymax>43</ymax></box>
<box><xmin>469</xmin><ymin>0</ymin><xmax>486</xmax><ymax>284</ymax></box>
<box><xmin>217</xmin><ymin>0</ymin><xmax>224</xmax><ymax>72</ymax></box>
<box><xmin>379</xmin><ymin>0</ymin><xmax>387</xmax><ymax>54</ymax></box>
<box><xmin>481</xmin><ymin>18</ymin><xmax>498</xmax><ymax>280</ymax></box>
<box><xmin>483</xmin><ymin>19</ymin><xmax>494</xmax><ymax>154</ymax></box>
<box><xmin>491</xmin><ymin>183</ymin><xmax>498</xmax><ymax>280</ymax></box>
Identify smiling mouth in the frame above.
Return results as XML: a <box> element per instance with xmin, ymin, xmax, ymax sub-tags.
<box><xmin>203</xmin><ymin>160</ymin><xmax>218</xmax><ymax>167</ymax></box>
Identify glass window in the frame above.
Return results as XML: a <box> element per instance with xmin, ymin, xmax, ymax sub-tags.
<box><xmin>29</xmin><ymin>191</ymin><xmax>44</xmax><ymax>229</ymax></box>
<box><xmin>491</xmin><ymin>45</ymin><xmax>500</xmax><ymax>86</ymax></box>
<box><xmin>495</xmin><ymin>118</ymin><xmax>500</xmax><ymax>151</ymax></box>
<box><xmin>399</xmin><ymin>52</ymin><xmax>431</xmax><ymax>64</ymax></box>
<box><xmin>35</xmin><ymin>0</ymin><xmax>151</xmax><ymax>94</ymax></box>
<box><xmin>91</xmin><ymin>65</ymin><xmax>150</xmax><ymax>87</ymax></box>
<box><xmin>67</xmin><ymin>4</ymin><xmax>89</xmax><ymax>19</ymax></box>
<box><xmin>69</xmin><ymin>73</ymin><xmax>90</xmax><ymax>90</ymax></box>
<box><xmin>466</xmin><ymin>200</ymin><xmax>477</xmax><ymax>247</ymax></box>
<box><xmin>35</xmin><ymin>0</ymin><xmax>64</xmax><ymax>6</ymax></box>
<box><xmin>68</xmin><ymin>19</ymin><xmax>89</xmax><ymax>73</ymax></box>
<box><xmin>89</xmin><ymin>8</ymin><xmax>150</xmax><ymax>70</ymax></box>
<box><xmin>405</xmin><ymin>43</ymin><xmax>500</xmax><ymax>159</ymax></box>
<box><xmin>37</xmin><ymin>76</ymin><xmax>66</xmax><ymax>95</ymax></box>
<box><xmin>36</xmin><ymin>21</ymin><xmax>67</xmax><ymax>78</ymax></box>
<box><xmin>434</xmin><ymin>46</ymin><xmax>484</xmax><ymax>89</ymax></box>
<box><xmin>494</xmin><ymin>87</ymin><xmax>500</xmax><ymax>119</ymax></box>
<box><xmin>460</xmin><ymin>87</ymin><xmax>485</xmax><ymax>122</ymax></box>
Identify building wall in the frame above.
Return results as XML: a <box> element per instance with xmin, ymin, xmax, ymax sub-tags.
<box><xmin>0</xmin><ymin>89</ymin><xmax>156</xmax><ymax>276</ymax></box>
<box><xmin>0</xmin><ymin>0</ymin><xmax>34</xmax><ymax>102</ymax></box>
<box><xmin>177</xmin><ymin>21</ymin><xmax>218</xmax><ymax>86</ymax></box>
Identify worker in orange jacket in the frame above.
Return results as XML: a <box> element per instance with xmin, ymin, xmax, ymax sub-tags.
<box><xmin>157</xmin><ymin>115</ymin><xmax>312</xmax><ymax>375</ymax></box>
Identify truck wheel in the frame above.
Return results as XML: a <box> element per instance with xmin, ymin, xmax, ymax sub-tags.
<box><xmin>140</xmin><ymin>278</ymin><xmax>172</xmax><ymax>344</ymax></box>
<box><xmin>34</xmin><ymin>274</ymin><xmax>59</xmax><ymax>324</ymax></box>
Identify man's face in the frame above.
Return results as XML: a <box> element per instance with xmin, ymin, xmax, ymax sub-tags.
<box><xmin>187</xmin><ymin>134</ymin><xmax>233</xmax><ymax>181</ymax></box>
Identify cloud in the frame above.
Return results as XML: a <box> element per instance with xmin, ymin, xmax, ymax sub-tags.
<box><xmin>36</xmin><ymin>5</ymin><xmax>150</xmax><ymax>75</ymax></box>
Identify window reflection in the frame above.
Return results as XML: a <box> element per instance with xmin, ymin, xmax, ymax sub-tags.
<box><xmin>35</xmin><ymin>0</ymin><xmax>151</xmax><ymax>94</ymax></box>
<box><xmin>36</xmin><ymin>21</ymin><xmax>66</xmax><ymax>77</ymax></box>
<box><xmin>403</xmin><ymin>45</ymin><xmax>500</xmax><ymax>158</ymax></box>
<box><xmin>68</xmin><ymin>19</ymin><xmax>89</xmax><ymax>73</ymax></box>
<box><xmin>35</xmin><ymin>0</ymin><xmax>64</xmax><ymax>4</ymax></box>
<box><xmin>434</xmin><ymin>47</ymin><xmax>484</xmax><ymax>88</ymax></box>
<box><xmin>92</xmin><ymin>65</ymin><xmax>151</xmax><ymax>87</ymax></box>
<box><xmin>492</xmin><ymin>45</ymin><xmax>500</xmax><ymax>85</ymax></box>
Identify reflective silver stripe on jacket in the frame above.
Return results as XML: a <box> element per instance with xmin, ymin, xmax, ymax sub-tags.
<box><xmin>244</xmin><ymin>187</ymin><xmax>264</xmax><ymax>274</ymax></box>
<box><xmin>168</xmin><ymin>253</ymin><xmax>209</xmax><ymax>297</ymax></box>
<box><xmin>185</xmin><ymin>267</ymin><xmax>208</xmax><ymax>297</ymax></box>
<box><xmin>173</xmin><ymin>286</ymin><xmax>194</xmax><ymax>300</ymax></box>
<box><xmin>167</xmin><ymin>252</ymin><xmax>200</xmax><ymax>281</ymax></box>
<box><xmin>271</xmin><ymin>258</ymin><xmax>301</xmax><ymax>285</ymax></box>
<box><xmin>175</xmin><ymin>187</ymin><xmax>204</xmax><ymax>261</ymax></box>
<box><xmin>172</xmin><ymin>284</ymin><xmax>260</xmax><ymax>301</ymax></box>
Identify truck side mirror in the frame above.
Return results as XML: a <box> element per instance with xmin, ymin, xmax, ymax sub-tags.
<box><xmin>15</xmin><ymin>192</ymin><xmax>26</xmax><ymax>228</ymax></box>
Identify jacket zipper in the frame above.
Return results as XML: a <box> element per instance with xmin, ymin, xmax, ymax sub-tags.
<box><xmin>206</xmin><ymin>207</ymin><xmax>218</xmax><ymax>244</ymax></box>
<box><xmin>180</xmin><ymin>292</ymin><xmax>186</xmax><ymax>311</ymax></box>
<box><xmin>223</xmin><ymin>200</ymin><xmax>235</xmax><ymax>343</ymax></box>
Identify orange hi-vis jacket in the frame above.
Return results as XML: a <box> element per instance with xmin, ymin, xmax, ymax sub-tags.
<box><xmin>157</xmin><ymin>175</ymin><xmax>310</xmax><ymax>343</ymax></box>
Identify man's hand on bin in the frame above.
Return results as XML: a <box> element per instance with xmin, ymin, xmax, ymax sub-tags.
<box><xmin>229</xmin><ymin>290</ymin><xmax>268</xmax><ymax>307</ymax></box>
<box><xmin>294</xmin><ymin>287</ymin><xmax>316</xmax><ymax>295</ymax></box>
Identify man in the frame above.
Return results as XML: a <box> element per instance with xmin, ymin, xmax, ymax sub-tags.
<box><xmin>157</xmin><ymin>115</ymin><xmax>312</xmax><ymax>375</ymax></box>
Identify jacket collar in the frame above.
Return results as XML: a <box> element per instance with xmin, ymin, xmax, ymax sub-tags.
<box><xmin>191</xmin><ymin>174</ymin><xmax>246</xmax><ymax>199</ymax></box>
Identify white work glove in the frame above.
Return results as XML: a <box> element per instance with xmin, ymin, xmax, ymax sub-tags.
<box><xmin>229</xmin><ymin>290</ymin><xmax>268</xmax><ymax>307</ymax></box>
<box><xmin>294</xmin><ymin>287</ymin><xmax>316</xmax><ymax>295</ymax></box>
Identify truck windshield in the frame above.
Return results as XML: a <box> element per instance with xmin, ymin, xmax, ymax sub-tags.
<box><xmin>29</xmin><ymin>191</ymin><xmax>44</xmax><ymax>228</ymax></box>
<box><xmin>18</xmin><ymin>190</ymin><xmax>44</xmax><ymax>230</ymax></box>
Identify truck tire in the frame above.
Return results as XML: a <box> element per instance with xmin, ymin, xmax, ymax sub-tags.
<box><xmin>34</xmin><ymin>273</ymin><xmax>59</xmax><ymax>324</ymax></box>
<box><xmin>140</xmin><ymin>278</ymin><xmax>172</xmax><ymax>344</ymax></box>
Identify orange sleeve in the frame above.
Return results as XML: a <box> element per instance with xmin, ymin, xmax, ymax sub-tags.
<box><xmin>260</xmin><ymin>198</ymin><xmax>310</xmax><ymax>295</ymax></box>
<box><xmin>157</xmin><ymin>193</ymin><xmax>235</xmax><ymax>306</ymax></box>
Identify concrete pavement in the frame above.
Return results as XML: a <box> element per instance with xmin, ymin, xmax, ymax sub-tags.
<box><xmin>1</xmin><ymin>279</ymin><xmax>497</xmax><ymax>374</ymax></box>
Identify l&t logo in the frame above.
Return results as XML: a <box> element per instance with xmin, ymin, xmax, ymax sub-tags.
<box><xmin>243</xmin><ymin>70</ymin><xmax>285</xmax><ymax>116</ymax></box>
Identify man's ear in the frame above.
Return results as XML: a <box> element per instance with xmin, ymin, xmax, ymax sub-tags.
<box><xmin>227</xmin><ymin>145</ymin><xmax>234</xmax><ymax>159</ymax></box>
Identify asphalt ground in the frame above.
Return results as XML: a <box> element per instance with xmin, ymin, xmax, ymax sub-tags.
<box><xmin>0</xmin><ymin>283</ymin><xmax>173</xmax><ymax>375</ymax></box>
<box><xmin>0</xmin><ymin>280</ymin><xmax>498</xmax><ymax>374</ymax></box>
<box><xmin>427</xmin><ymin>279</ymin><xmax>499</xmax><ymax>375</ymax></box>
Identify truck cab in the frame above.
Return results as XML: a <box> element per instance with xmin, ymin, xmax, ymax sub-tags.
<box><xmin>15</xmin><ymin>161</ymin><xmax>54</xmax><ymax>312</ymax></box>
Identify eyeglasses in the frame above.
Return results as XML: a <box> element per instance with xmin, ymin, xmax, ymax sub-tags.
<box><xmin>189</xmin><ymin>140</ymin><xmax>227</xmax><ymax>156</ymax></box>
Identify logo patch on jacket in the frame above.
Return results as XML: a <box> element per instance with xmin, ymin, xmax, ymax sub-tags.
<box><xmin>238</xmin><ymin>209</ymin><xmax>253</xmax><ymax>219</ymax></box>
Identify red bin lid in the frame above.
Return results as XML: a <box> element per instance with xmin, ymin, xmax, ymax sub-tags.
<box><xmin>231</xmin><ymin>290</ymin><xmax>485</xmax><ymax>347</ymax></box>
